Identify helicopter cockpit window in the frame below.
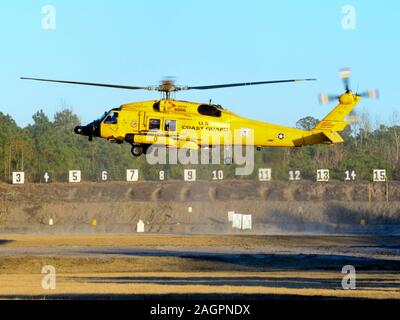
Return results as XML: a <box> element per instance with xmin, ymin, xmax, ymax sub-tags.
<box><xmin>149</xmin><ymin>118</ymin><xmax>161</xmax><ymax>130</ymax></box>
<box><xmin>165</xmin><ymin>120</ymin><xmax>176</xmax><ymax>132</ymax></box>
<box><xmin>198</xmin><ymin>105</ymin><xmax>222</xmax><ymax>117</ymax></box>
<box><xmin>104</xmin><ymin>112</ymin><xmax>119</xmax><ymax>124</ymax></box>
<box><xmin>98</xmin><ymin>112</ymin><xmax>108</xmax><ymax>122</ymax></box>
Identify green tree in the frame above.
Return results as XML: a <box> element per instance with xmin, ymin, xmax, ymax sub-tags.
<box><xmin>296</xmin><ymin>116</ymin><xmax>319</xmax><ymax>130</ymax></box>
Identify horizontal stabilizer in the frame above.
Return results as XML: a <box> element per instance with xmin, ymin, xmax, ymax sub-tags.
<box><xmin>320</xmin><ymin>131</ymin><xmax>344</xmax><ymax>144</ymax></box>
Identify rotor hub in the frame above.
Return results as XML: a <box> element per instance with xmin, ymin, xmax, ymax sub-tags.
<box><xmin>339</xmin><ymin>92</ymin><xmax>356</xmax><ymax>105</ymax></box>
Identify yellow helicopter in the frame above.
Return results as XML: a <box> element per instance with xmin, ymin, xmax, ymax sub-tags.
<box><xmin>21</xmin><ymin>68</ymin><xmax>378</xmax><ymax>157</ymax></box>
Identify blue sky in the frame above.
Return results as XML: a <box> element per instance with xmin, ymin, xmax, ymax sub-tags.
<box><xmin>0</xmin><ymin>0</ymin><xmax>399</xmax><ymax>127</ymax></box>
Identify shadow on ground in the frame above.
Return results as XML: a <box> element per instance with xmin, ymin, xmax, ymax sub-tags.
<box><xmin>67</xmin><ymin>275</ymin><xmax>400</xmax><ymax>290</ymax></box>
<box><xmin>86</xmin><ymin>249</ymin><xmax>400</xmax><ymax>271</ymax></box>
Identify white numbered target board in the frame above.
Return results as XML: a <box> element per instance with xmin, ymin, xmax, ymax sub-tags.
<box><xmin>373</xmin><ymin>169</ymin><xmax>387</xmax><ymax>182</ymax></box>
<box><xmin>69</xmin><ymin>170</ymin><xmax>81</xmax><ymax>183</ymax></box>
<box><xmin>42</xmin><ymin>172</ymin><xmax>52</xmax><ymax>183</ymax></box>
<box><xmin>159</xmin><ymin>170</ymin><xmax>165</xmax><ymax>181</ymax></box>
<box><xmin>12</xmin><ymin>172</ymin><xmax>25</xmax><ymax>184</ymax></box>
<box><xmin>289</xmin><ymin>170</ymin><xmax>301</xmax><ymax>181</ymax></box>
<box><xmin>212</xmin><ymin>170</ymin><xmax>224</xmax><ymax>180</ymax></box>
<box><xmin>101</xmin><ymin>171</ymin><xmax>109</xmax><ymax>181</ymax></box>
<box><xmin>258</xmin><ymin>168</ymin><xmax>272</xmax><ymax>181</ymax></box>
<box><xmin>316</xmin><ymin>169</ymin><xmax>330</xmax><ymax>182</ymax></box>
<box><xmin>126</xmin><ymin>169</ymin><xmax>139</xmax><ymax>182</ymax></box>
<box><xmin>344</xmin><ymin>170</ymin><xmax>356</xmax><ymax>181</ymax></box>
<box><xmin>184</xmin><ymin>169</ymin><xmax>196</xmax><ymax>182</ymax></box>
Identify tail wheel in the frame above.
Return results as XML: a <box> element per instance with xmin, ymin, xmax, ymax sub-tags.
<box><xmin>131</xmin><ymin>145</ymin><xmax>143</xmax><ymax>157</ymax></box>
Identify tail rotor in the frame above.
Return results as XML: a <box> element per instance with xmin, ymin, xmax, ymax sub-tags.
<box><xmin>318</xmin><ymin>68</ymin><xmax>379</xmax><ymax>105</ymax></box>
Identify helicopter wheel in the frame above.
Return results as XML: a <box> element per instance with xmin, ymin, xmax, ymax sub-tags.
<box><xmin>131</xmin><ymin>145</ymin><xmax>143</xmax><ymax>157</ymax></box>
<box><xmin>224</xmin><ymin>157</ymin><xmax>233</xmax><ymax>165</ymax></box>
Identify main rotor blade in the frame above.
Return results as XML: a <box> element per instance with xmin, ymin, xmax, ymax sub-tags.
<box><xmin>20</xmin><ymin>77</ymin><xmax>151</xmax><ymax>90</ymax></box>
<box><xmin>186</xmin><ymin>78</ymin><xmax>317</xmax><ymax>90</ymax></box>
<box><xmin>339</xmin><ymin>68</ymin><xmax>351</xmax><ymax>92</ymax></box>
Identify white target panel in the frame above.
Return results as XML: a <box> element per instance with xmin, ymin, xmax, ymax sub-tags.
<box><xmin>232</xmin><ymin>213</ymin><xmax>242</xmax><ymax>229</ymax></box>
<box><xmin>242</xmin><ymin>214</ymin><xmax>252</xmax><ymax>230</ymax></box>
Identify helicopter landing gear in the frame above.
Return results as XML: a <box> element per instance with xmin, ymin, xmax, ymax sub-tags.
<box><xmin>131</xmin><ymin>144</ymin><xmax>149</xmax><ymax>157</ymax></box>
<box><xmin>224</xmin><ymin>157</ymin><xmax>233</xmax><ymax>165</ymax></box>
<box><xmin>131</xmin><ymin>145</ymin><xmax>143</xmax><ymax>157</ymax></box>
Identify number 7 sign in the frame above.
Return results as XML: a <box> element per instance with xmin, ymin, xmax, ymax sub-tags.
<box><xmin>126</xmin><ymin>169</ymin><xmax>139</xmax><ymax>182</ymax></box>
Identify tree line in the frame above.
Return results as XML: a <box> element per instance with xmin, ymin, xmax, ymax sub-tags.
<box><xmin>0</xmin><ymin>108</ymin><xmax>399</xmax><ymax>182</ymax></box>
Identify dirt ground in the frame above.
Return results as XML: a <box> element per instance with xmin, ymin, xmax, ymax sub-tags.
<box><xmin>1</xmin><ymin>180</ymin><xmax>400</xmax><ymax>234</ymax></box>
<box><xmin>1</xmin><ymin>181</ymin><xmax>399</xmax><ymax>299</ymax></box>
<box><xmin>0</xmin><ymin>234</ymin><xmax>399</xmax><ymax>299</ymax></box>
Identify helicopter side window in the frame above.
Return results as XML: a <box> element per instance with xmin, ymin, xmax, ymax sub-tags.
<box><xmin>104</xmin><ymin>112</ymin><xmax>118</xmax><ymax>124</ymax></box>
<box><xmin>153</xmin><ymin>101</ymin><xmax>160</xmax><ymax>112</ymax></box>
<box><xmin>165</xmin><ymin>120</ymin><xmax>176</xmax><ymax>132</ymax></box>
<box><xmin>149</xmin><ymin>118</ymin><xmax>160</xmax><ymax>130</ymax></box>
<box><xmin>198</xmin><ymin>105</ymin><xmax>222</xmax><ymax>117</ymax></box>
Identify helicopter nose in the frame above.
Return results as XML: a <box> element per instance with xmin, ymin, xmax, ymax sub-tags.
<box><xmin>74</xmin><ymin>126</ymin><xmax>84</xmax><ymax>134</ymax></box>
<box><xmin>74</xmin><ymin>121</ymin><xmax>100</xmax><ymax>139</ymax></box>
<box><xmin>74</xmin><ymin>124</ymin><xmax>92</xmax><ymax>137</ymax></box>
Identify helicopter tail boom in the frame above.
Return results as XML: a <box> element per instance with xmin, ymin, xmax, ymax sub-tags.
<box><xmin>313</xmin><ymin>93</ymin><xmax>361</xmax><ymax>132</ymax></box>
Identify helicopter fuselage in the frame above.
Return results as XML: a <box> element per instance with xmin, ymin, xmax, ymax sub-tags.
<box><xmin>74</xmin><ymin>96</ymin><xmax>359</xmax><ymax>156</ymax></box>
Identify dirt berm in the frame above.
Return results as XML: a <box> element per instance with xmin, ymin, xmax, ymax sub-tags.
<box><xmin>0</xmin><ymin>180</ymin><xmax>399</xmax><ymax>234</ymax></box>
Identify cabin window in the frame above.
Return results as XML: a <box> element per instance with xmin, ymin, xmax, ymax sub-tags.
<box><xmin>149</xmin><ymin>118</ymin><xmax>161</xmax><ymax>130</ymax></box>
<box><xmin>165</xmin><ymin>120</ymin><xmax>176</xmax><ymax>131</ymax></box>
<box><xmin>197</xmin><ymin>104</ymin><xmax>222</xmax><ymax>117</ymax></box>
<box><xmin>153</xmin><ymin>101</ymin><xmax>160</xmax><ymax>112</ymax></box>
<box><xmin>104</xmin><ymin>112</ymin><xmax>118</xmax><ymax>124</ymax></box>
